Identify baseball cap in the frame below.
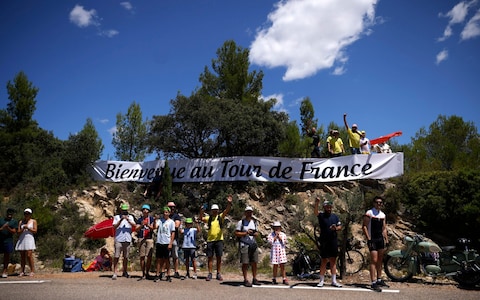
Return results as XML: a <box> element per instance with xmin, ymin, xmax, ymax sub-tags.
<box><xmin>141</xmin><ymin>204</ymin><xmax>151</xmax><ymax>211</ymax></box>
<box><xmin>323</xmin><ymin>200</ymin><xmax>333</xmax><ymax>207</ymax></box>
<box><xmin>211</xmin><ymin>204</ymin><xmax>219</xmax><ymax>210</ymax></box>
<box><xmin>185</xmin><ymin>218</ymin><xmax>193</xmax><ymax>223</ymax></box>
<box><xmin>245</xmin><ymin>206</ymin><xmax>254</xmax><ymax>212</ymax></box>
<box><xmin>167</xmin><ymin>201</ymin><xmax>176</xmax><ymax>207</ymax></box>
<box><xmin>120</xmin><ymin>203</ymin><xmax>129</xmax><ymax>210</ymax></box>
<box><xmin>24</xmin><ymin>208</ymin><xmax>33</xmax><ymax>214</ymax></box>
<box><xmin>352</xmin><ymin>124</ymin><xmax>358</xmax><ymax>128</ymax></box>
<box><xmin>361</xmin><ymin>130</ymin><xmax>366</xmax><ymax>134</ymax></box>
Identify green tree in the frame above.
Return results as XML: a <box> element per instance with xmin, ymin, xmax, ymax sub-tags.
<box><xmin>406</xmin><ymin>115</ymin><xmax>479</xmax><ymax>173</ymax></box>
<box><xmin>63</xmin><ymin>118</ymin><xmax>104</xmax><ymax>185</ymax></box>
<box><xmin>299</xmin><ymin>97</ymin><xmax>317</xmax><ymax>136</ymax></box>
<box><xmin>278</xmin><ymin>121</ymin><xmax>303</xmax><ymax>157</ymax></box>
<box><xmin>148</xmin><ymin>40</ymin><xmax>289</xmax><ymax>158</ymax></box>
<box><xmin>198</xmin><ymin>40</ymin><xmax>263</xmax><ymax>104</ymax></box>
<box><xmin>112</xmin><ymin>101</ymin><xmax>149</xmax><ymax>161</ymax></box>
<box><xmin>0</xmin><ymin>71</ymin><xmax>39</xmax><ymax>131</ymax></box>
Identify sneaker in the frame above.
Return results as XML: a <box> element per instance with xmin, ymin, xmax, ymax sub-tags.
<box><xmin>216</xmin><ymin>273</ymin><xmax>223</xmax><ymax>281</ymax></box>
<box><xmin>371</xmin><ymin>282</ymin><xmax>382</xmax><ymax>292</ymax></box>
<box><xmin>18</xmin><ymin>272</ymin><xmax>25</xmax><ymax>277</ymax></box>
<box><xmin>137</xmin><ymin>276</ymin><xmax>146</xmax><ymax>281</ymax></box>
<box><xmin>160</xmin><ymin>272</ymin><xmax>165</xmax><ymax>280</ymax></box>
<box><xmin>244</xmin><ymin>280</ymin><xmax>252</xmax><ymax>287</ymax></box>
<box><xmin>206</xmin><ymin>273</ymin><xmax>212</xmax><ymax>281</ymax></box>
<box><xmin>1</xmin><ymin>274</ymin><xmax>7</xmax><ymax>278</ymax></box>
<box><xmin>153</xmin><ymin>275</ymin><xmax>160</xmax><ymax>282</ymax></box>
<box><xmin>376</xmin><ymin>279</ymin><xmax>390</xmax><ymax>288</ymax></box>
<box><xmin>192</xmin><ymin>273</ymin><xmax>197</xmax><ymax>280</ymax></box>
<box><xmin>112</xmin><ymin>274</ymin><xmax>117</xmax><ymax>280</ymax></box>
<box><xmin>173</xmin><ymin>272</ymin><xmax>181</xmax><ymax>278</ymax></box>
<box><xmin>331</xmin><ymin>282</ymin><xmax>342</xmax><ymax>288</ymax></box>
<box><xmin>316</xmin><ymin>281</ymin><xmax>324</xmax><ymax>287</ymax></box>
<box><xmin>122</xmin><ymin>272</ymin><xmax>130</xmax><ymax>278</ymax></box>
<box><xmin>252</xmin><ymin>278</ymin><xmax>261</xmax><ymax>286</ymax></box>
<box><xmin>272</xmin><ymin>278</ymin><xmax>278</xmax><ymax>285</ymax></box>
<box><xmin>166</xmin><ymin>275</ymin><xmax>172</xmax><ymax>282</ymax></box>
<box><xmin>282</xmin><ymin>278</ymin><xmax>289</xmax><ymax>285</ymax></box>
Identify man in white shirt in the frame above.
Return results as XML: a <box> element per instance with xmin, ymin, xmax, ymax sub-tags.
<box><xmin>112</xmin><ymin>203</ymin><xmax>136</xmax><ymax>280</ymax></box>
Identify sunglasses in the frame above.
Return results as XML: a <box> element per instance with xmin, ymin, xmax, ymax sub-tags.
<box><xmin>375</xmin><ymin>201</ymin><xmax>383</xmax><ymax>205</ymax></box>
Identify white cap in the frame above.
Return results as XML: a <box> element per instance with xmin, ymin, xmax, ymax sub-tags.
<box><xmin>245</xmin><ymin>206</ymin><xmax>253</xmax><ymax>212</ymax></box>
<box><xmin>24</xmin><ymin>208</ymin><xmax>32</xmax><ymax>214</ymax></box>
<box><xmin>211</xmin><ymin>204</ymin><xmax>219</xmax><ymax>210</ymax></box>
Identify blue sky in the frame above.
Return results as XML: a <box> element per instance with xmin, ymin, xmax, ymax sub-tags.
<box><xmin>1</xmin><ymin>0</ymin><xmax>479</xmax><ymax>161</ymax></box>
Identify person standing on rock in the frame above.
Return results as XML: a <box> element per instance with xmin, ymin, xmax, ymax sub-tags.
<box><xmin>314</xmin><ymin>198</ymin><xmax>342</xmax><ymax>288</ymax></box>
<box><xmin>112</xmin><ymin>203</ymin><xmax>136</xmax><ymax>280</ymax></box>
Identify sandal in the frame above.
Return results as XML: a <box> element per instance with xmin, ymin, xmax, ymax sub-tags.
<box><xmin>29</xmin><ymin>272</ymin><xmax>35</xmax><ymax>277</ymax></box>
<box><xmin>19</xmin><ymin>272</ymin><xmax>25</xmax><ymax>277</ymax></box>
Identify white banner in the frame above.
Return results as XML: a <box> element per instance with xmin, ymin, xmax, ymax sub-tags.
<box><xmin>89</xmin><ymin>153</ymin><xmax>403</xmax><ymax>183</ymax></box>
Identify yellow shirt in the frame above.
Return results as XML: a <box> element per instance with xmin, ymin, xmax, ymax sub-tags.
<box><xmin>205</xmin><ymin>215</ymin><xmax>224</xmax><ymax>242</ymax></box>
<box><xmin>327</xmin><ymin>136</ymin><xmax>344</xmax><ymax>154</ymax></box>
<box><xmin>347</xmin><ymin>128</ymin><xmax>361</xmax><ymax>148</ymax></box>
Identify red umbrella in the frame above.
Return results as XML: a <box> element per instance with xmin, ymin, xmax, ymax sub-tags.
<box><xmin>84</xmin><ymin>218</ymin><xmax>115</xmax><ymax>239</ymax></box>
<box><xmin>370</xmin><ymin>131</ymin><xmax>402</xmax><ymax>146</ymax></box>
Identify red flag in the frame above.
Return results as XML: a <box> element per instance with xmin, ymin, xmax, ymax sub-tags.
<box><xmin>370</xmin><ymin>131</ymin><xmax>402</xmax><ymax>146</ymax></box>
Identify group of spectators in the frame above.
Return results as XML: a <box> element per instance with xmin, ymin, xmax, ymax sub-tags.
<box><xmin>0</xmin><ymin>208</ymin><xmax>37</xmax><ymax>278</ymax></box>
<box><xmin>309</xmin><ymin>113</ymin><xmax>391</xmax><ymax>158</ymax></box>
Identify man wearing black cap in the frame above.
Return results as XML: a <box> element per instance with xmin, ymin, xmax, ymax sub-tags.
<box><xmin>1</xmin><ymin>208</ymin><xmax>18</xmax><ymax>278</ymax></box>
<box><xmin>314</xmin><ymin>197</ymin><xmax>342</xmax><ymax>287</ymax></box>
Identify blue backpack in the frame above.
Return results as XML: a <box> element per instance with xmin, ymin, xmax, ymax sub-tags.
<box><xmin>63</xmin><ymin>257</ymin><xmax>84</xmax><ymax>272</ymax></box>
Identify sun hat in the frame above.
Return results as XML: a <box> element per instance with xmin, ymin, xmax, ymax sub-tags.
<box><xmin>185</xmin><ymin>218</ymin><xmax>193</xmax><ymax>223</ymax></box>
<box><xmin>167</xmin><ymin>201</ymin><xmax>176</xmax><ymax>207</ymax></box>
<box><xmin>245</xmin><ymin>206</ymin><xmax>254</xmax><ymax>212</ymax></box>
<box><xmin>211</xmin><ymin>204</ymin><xmax>219</xmax><ymax>210</ymax></box>
<box><xmin>24</xmin><ymin>208</ymin><xmax>32</xmax><ymax>214</ymax></box>
<box><xmin>272</xmin><ymin>221</ymin><xmax>281</xmax><ymax>227</ymax></box>
<box><xmin>120</xmin><ymin>203</ymin><xmax>129</xmax><ymax>210</ymax></box>
<box><xmin>323</xmin><ymin>200</ymin><xmax>333</xmax><ymax>207</ymax></box>
<box><xmin>141</xmin><ymin>204</ymin><xmax>151</xmax><ymax>211</ymax></box>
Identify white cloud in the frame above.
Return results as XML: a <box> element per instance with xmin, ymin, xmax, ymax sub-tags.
<box><xmin>108</xmin><ymin>126</ymin><xmax>117</xmax><ymax>136</ymax></box>
<box><xmin>263</xmin><ymin>93</ymin><xmax>286</xmax><ymax>112</ymax></box>
<box><xmin>120</xmin><ymin>2</ymin><xmax>133</xmax><ymax>11</ymax></box>
<box><xmin>69</xmin><ymin>5</ymin><xmax>99</xmax><ymax>28</ymax></box>
<box><xmin>436</xmin><ymin>49</ymin><xmax>449</xmax><ymax>65</ymax></box>
<box><xmin>98</xmin><ymin>118</ymin><xmax>109</xmax><ymax>124</ymax></box>
<box><xmin>249</xmin><ymin>0</ymin><xmax>378</xmax><ymax>81</ymax></box>
<box><xmin>438</xmin><ymin>0</ymin><xmax>478</xmax><ymax>41</ymax></box>
<box><xmin>461</xmin><ymin>9</ymin><xmax>480</xmax><ymax>40</ymax></box>
<box><xmin>100</xmin><ymin>29</ymin><xmax>120</xmax><ymax>38</ymax></box>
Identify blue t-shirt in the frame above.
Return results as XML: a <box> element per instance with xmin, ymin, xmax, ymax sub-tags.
<box><xmin>182</xmin><ymin>227</ymin><xmax>197</xmax><ymax>249</ymax></box>
<box><xmin>317</xmin><ymin>212</ymin><xmax>340</xmax><ymax>241</ymax></box>
<box><xmin>0</xmin><ymin>217</ymin><xmax>18</xmax><ymax>243</ymax></box>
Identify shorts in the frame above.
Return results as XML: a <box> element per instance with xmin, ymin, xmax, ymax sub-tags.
<box><xmin>350</xmin><ymin>148</ymin><xmax>361</xmax><ymax>155</ymax></box>
<box><xmin>206</xmin><ymin>241</ymin><xmax>224</xmax><ymax>258</ymax></box>
<box><xmin>240</xmin><ymin>245</ymin><xmax>258</xmax><ymax>264</ymax></box>
<box><xmin>0</xmin><ymin>240</ymin><xmax>14</xmax><ymax>254</ymax></box>
<box><xmin>156</xmin><ymin>243</ymin><xmax>170</xmax><ymax>259</ymax></box>
<box><xmin>183</xmin><ymin>248</ymin><xmax>196</xmax><ymax>260</ymax></box>
<box><xmin>368</xmin><ymin>238</ymin><xmax>385</xmax><ymax>251</ymax></box>
<box><xmin>320</xmin><ymin>240</ymin><xmax>338</xmax><ymax>258</ymax></box>
<box><xmin>138</xmin><ymin>239</ymin><xmax>154</xmax><ymax>257</ymax></box>
<box><xmin>170</xmin><ymin>241</ymin><xmax>179</xmax><ymax>259</ymax></box>
<box><xmin>114</xmin><ymin>241</ymin><xmax>131</xmax><ymax>258</ymax></box>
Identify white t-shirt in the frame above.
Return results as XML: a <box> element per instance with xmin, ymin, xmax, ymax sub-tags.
<box><xmin>360</xmin><ymin>137</ymin><xmax>371</xmax><ymax>153</ymax></box>
<box><xmin>236</xmin><ymin>219</ymin><xmax>257</xmax><ymax>246</ymax></box>
<box><xmin>113</xmin><ymin>214</ymin><xmax>135</xmax><ymax>243</ymax></box>
<box><xmin>156</xmin><ymin>218</ymin><xmax>175</xmax><ymax>245</ymax></box>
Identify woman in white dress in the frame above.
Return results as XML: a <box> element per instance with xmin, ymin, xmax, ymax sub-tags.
<box><xmin>15</xmin><ymin>208</ymin><xmax>37</xmax><ymax>276</ymax></box>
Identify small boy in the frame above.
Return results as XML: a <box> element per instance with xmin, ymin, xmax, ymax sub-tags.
<box><xmin>180</xmin><ymin>218</ymin><xmax>200</xmax><ymax>279</ymax></box>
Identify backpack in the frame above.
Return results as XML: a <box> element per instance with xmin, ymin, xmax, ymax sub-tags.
<box><xmin>238</xmin><ymin>219</ymin><xmax>258</xmax><ymax>249</ymax></box>
<box><xmin>63</xmin><ymin>257</ymin><xmax>84</xmax><ymax>272</ymax></box>
<box><xmin>207</xmin><ymin>215</ymin><xmax>224</xmax><ymax>230</ymax></box>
